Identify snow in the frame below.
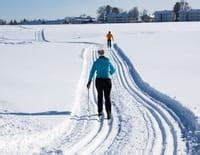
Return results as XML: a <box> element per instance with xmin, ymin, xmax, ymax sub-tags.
<box><xmin>0</xmin><ymin>22</ymin><xmax>200</xmax><ymax>154</ymax></box>
<box><xmin>112</xmin><ymin>22</ymin><xmax>200</xmax><ymax>118</ymax></box>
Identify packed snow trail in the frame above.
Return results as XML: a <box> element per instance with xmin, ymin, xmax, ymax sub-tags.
<box><xmin>37</xmin><ymin>43</ymin><xmax>152</xmax><ymax>154</ymax></box>
<box><xmin>113</xmin><ymin>43</ymin><xmax>200</xmax><ymax>154</ymax></box>
<box><xmin>35</xmin><ymin>29</ymin><xmax>49</xmax><ymax>42</ymax></box>
<box><xmin>109</xmin><ymin>46</ymin><xmax>185</xmax><ymax>155</ymax></box>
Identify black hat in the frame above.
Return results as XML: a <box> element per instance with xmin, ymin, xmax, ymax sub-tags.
<box><xmin>98</xmin><ymin>50</ymin><xmax>104</xmax><ymax>55</ymax></box>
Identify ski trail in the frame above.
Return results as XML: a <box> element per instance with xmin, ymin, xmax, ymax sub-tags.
<box><xmin>111</xmin><ymin>44</ymin><xmax>186</xmax><ymax>154</ymax></box>
<box><xmin>82</xmin><ymin>50</ymin><xmax>119</xmax><ymax>154</ymax></box>
<box><xmin>75</xmin><ymin>45</ymin><xmax>157</xmax><ymax>155</ymax></box>
<box><xmin>110</xmin><ymin>48</ymin><xmax>168</xmax><ymax>154</ymax></box>
<box><xmin>63</xmin><ymin>44</ymin><xmax>145</xmax><ymax>155</ymax></box>
<box><xmin>68</xmin><ymin>46</ymin><xmax>119</xmax><ymax>155</ymax></box>
<box><xmin>80</xmin><ymin>46</ymin><xmax>150</xmax><ymax>154</ymax></box>
<box><xmin>111</xmin><ymin>48</ymin><xmax>174</xmax><ymax>154</ymax></box>
<box><xmin>39</xmin><ymin>44</ymin><xmax>117</xmax><ymax>154</ymax></box>
<box><xmin>107</xmin><ymin>49</ymin><xmax>157</xmax><ymax>154</ymax></box>
<box><xmin>113</xmin><ymin>44</ymin><xmax>200</xmax><ymax>154</ymax></box>
<box><xmin>39</xmin><ymin>45</ymin><xmax>99</xmax><ymax>154</ymax></box>
<box><xmin>35</xmin><ymin>29</ymin><xmax>49</xmax><ymax>42</ymax></box>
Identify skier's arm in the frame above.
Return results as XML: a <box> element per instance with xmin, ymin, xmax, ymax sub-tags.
<box><xmin>87</xmin><ymin>63</ymin><xmax>96</xmax><ymax>88</ymax></box>
<box><xmin>111</xmin><ymin>34</ymin><xmax>114</xmax><ymax>41</ymax></box>
<box><xmin>109</xmin><ymin>62</ymin><xmax>116</xmax><ymax>75</ymax></box>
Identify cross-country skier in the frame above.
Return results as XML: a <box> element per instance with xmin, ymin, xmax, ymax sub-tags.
<box><xmin>87</xmin><ymin>49</ymin><xmax>116</xmax><ymax>119</ymax></box>
<box><xmin>106</xmin><ymin>31</ymin><xmax>114</xmax><ymax>48</ymax></box>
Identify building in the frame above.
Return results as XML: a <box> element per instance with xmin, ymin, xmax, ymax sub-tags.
<box><xmin>154</xmin><ymin>0</ymin><xmax>200</xmax><ymax>22</ymax></box>
<box><xmin>68</xmin><ymin>16</ymin><xmax>95</xmax><ymax>24</ymax></box>
<box><xmin>154</xmin><ymin>10</ymin><xmax>175</xmax><ymax>22</ymax></box>
<box><xmin>141</xmin><ymin>14</ymin><xmax>154</xmax><ymax>22</ymax></box>
<box><xmin>128</xmin><ymin>16</ymin><xmax>138</xmax><ymax>23</ymax></box>
<box><xmin>179</xmin><ymin>9</ymin><xmax>200</xmax><ymax>21</ymax></box>
<box><xmin>179</xmin><ymin>10</ymin><xmax>188</xmax><ymax>21</ymax></box>
<box><xmin>107</xmin><ymin>12</ymin><xmax>129</xmax><ymax>23</ymax></box>
<box><xmin>187</xmin><ymin>9</ymin><xmax>200</xmax><ymax>21</ymax></box>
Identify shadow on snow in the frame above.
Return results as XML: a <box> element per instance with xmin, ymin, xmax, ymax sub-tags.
<box><xmin>0</xmin><ymin>111</ymin><xmax>71</xmax><ymax>116</ymax></box>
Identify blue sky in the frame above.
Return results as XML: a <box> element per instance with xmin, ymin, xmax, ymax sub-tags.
<box><xmin>1</xmin><ymin>0</ymin><xmax>200</xmax><ymax>21</ymax></box>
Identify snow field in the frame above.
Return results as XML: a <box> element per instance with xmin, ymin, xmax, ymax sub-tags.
<box><xmin>0</xmin><ymin>23</ymin><xmax>200</xmax><ymax>154</ymax></box>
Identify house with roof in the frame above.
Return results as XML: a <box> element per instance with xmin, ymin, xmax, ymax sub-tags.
<box><xmin>154</xmin><ymin>10</ymin><xmax>175</xmax><ymax>22</ymax></box>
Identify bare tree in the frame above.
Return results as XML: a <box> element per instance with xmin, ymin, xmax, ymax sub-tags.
<box><xmin>105</xmin><ymin>5</ymin><xmax>112</xmax><ymax>15</ymax></box>
<box><xmin>173</xmin><ymin>2</ymin><xmax>181</xmax><ymax>21</ymax></box>
<box><xmin>128</xmin><ymin>7</ymin><xmax>139</xmax><ymax>20</ymax></box>
<box><xmin>97</xmin><ymin>5</ymin><xmax>107</xmax><ymax>22</ymax></box>
<box><xmin>142</xmin><ymin>9</ymin><xmax>148</xmax><ymax>16</ymax></box>
<box><xmin>112</xmin><ymin>7</ymin><xmax>120</xmax><ymax>14</ymax></box>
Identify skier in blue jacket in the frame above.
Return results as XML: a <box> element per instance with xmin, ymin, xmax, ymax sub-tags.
<box><xmin>87</xmin><ymin>49</ymin><xmax>116</xmax><ymax>119</ymax></box>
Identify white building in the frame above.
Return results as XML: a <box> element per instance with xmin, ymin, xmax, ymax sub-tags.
<box><xmin>107</xmin><ymin>12</ymin><xmax>129</xmax><ymax>23</ymax></box>
<box><xmin>187</xmin><ymin>9</ymin><xmax>200</xmax><ymax>21</ymax></box>
<box><xmin>154</xmin><ymin>10</ymin><xmax>175</xmax><ymax>22</ymax></box>
<box><xmin>179</xmin><ymin>9</ymin><xmax>200</xmax><ymax>21</ymax></box>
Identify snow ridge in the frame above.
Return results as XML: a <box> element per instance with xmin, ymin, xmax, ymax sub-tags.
<box><xmin>110</xmin><ymin>47</ymin><xmax>181</xmax><ymax>154</ymax></box>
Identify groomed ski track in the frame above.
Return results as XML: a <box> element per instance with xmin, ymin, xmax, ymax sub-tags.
<box><xmin>1</xmin><ymin>27</ymin><xmax>200</xmax><ymax>154</ymax></box>
<box><xmin>39</xmin><ymin>40</ymin><xmax>187</xmax><ymax>154</ymax></box>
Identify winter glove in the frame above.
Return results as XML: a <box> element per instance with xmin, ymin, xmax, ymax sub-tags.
<box><xmin>87</xmin><ymin>81</ymin><xmax>91</xmax><ymax>89</ymax></box>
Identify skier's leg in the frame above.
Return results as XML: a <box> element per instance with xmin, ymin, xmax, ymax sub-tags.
<box><xmin>109</xmin><ymin>40</ymin><xmax>111</xmax><ymax>48</ymax></box>
<box><xmin>104</xmin><ymin>79</ymin><xmax>112</xmax><ymax>118</ymax></box>
<box><xmin>96</xmin><ymin>78</ymin><xmax>103</xmax><ymax>115</ymax></box>
<box><xmin>107</xmin><ymin>40</ymin><xmax>109</xmax><ymax>48</ymax></box>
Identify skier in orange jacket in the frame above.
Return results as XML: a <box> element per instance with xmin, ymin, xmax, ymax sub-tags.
<box><xmin>106</xmin><ymin>31</ymin><xmax>114</xmax><ymax>48</ymax></box>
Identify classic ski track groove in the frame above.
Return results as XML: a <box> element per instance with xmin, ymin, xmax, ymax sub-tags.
<box><xmin>90</xmin><ymin>49</ymin><xmax>121</xmax><ymax>153</ymax></box>
<box><xmin>79</xmin><ymin>46</ymin><xmax>120</xmax><ymax>154</ymax></box>
<box><xmin>45</xmin><ymin>45</ymin><xmax>119</xmax><ymax>154</ymax></box>
<box><xmin>111</xmin><ymin>48</ymin><xmax>168</xmax><ymax>154</ymax></box>
<box><xmin>111</xmin><ymin>46</ymin><xmax>187</xmax><ymax>155</ymax></box>
<box><xmin>108</xmin><ymin>49</ymin><xmax>155</xmax><ymax>153</ymax></box>
<box><xmin>71</xmin><ymin>47</ymin><xmax>109</xmax><ymax>153</ymax></box>
<box><xmin>82</xmin><ymin>46</ymin><xmax>150</xmax><ymax>154</ymax></box>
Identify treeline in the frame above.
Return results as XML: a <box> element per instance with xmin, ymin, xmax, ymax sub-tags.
<box><xmin>0</xmin><ymin>1</ymin><xmax>192</xmax><ymax>25</ymax></box>
<box><xmin>0</xmin><ymin>16</ymin><xmax>95</xmax><ymax>25</ymax></box>
<box><xmin>0</xmin><ymin>18</ymin><xmax>69</xmax><ymax>25</ymax></box>
<box><xmin>96</xmin><ymin>5</ymin><xmax>150</xmax><ymax>23</ymax></box>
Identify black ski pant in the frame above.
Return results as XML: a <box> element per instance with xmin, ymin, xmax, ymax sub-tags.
<box><xmin>95</xmin><ymin>78</ymin><xmax>112</xmax><ymax>115</ymax></box>
<box><xmin>107</xmin><ymin>40</ymin><xmax>112</xmax><ymax>48</ymax></box>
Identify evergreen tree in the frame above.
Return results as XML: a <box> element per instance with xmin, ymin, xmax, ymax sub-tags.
<box><xmin>0</xmin><ymin>19</ymin><xmax>6</xmax><ymax>25</ymax></box>
<box><xmin>13</xmin><ymin>20</ymin><xmax>18</xmax><ymax>25</ymax></box>
<box><xmin>9</xmin><ymin>20</ymin><xmax>13</xmax><ymax>25</ymax></box>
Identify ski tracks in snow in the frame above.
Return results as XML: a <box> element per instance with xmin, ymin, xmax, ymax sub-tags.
<box><xmin>38</xmin><ymin>42</ymin><xmax>187</xmax><ymax>154</ymax></box>
<box><xmin>1</xmin><ymin>27</ymin><xmax>196</xmax><ymax>154</ymax></box>
<box><xmin>58</xmin><ymin>42</ymin><xmax>188</xmax><ymax>154</ymax></box>
<box><xmin>109</xmin><ymin>46</ymin><xmax>186</xmax><ymax>154</ymax></box>
<box><xmin>40</xmin><ymin>44</ymin><xmax>149</xmax><ymax>154</ymax></box>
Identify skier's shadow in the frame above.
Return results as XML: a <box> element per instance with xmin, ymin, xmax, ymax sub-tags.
<box><xmin>70</xmin><ymin>114</ymin><xmax>99</xmax><ymax>121</ymax></box>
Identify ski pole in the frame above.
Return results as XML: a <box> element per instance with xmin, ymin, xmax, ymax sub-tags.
<box><xmin>88</xmin><ymin>88</ymin><xmax>90</xmax><ymax>104</ymax></box>
<box><xmin>86</xmin><ymin>87</ymin><xmax>90</xmax><ymax>115</ymax></box>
